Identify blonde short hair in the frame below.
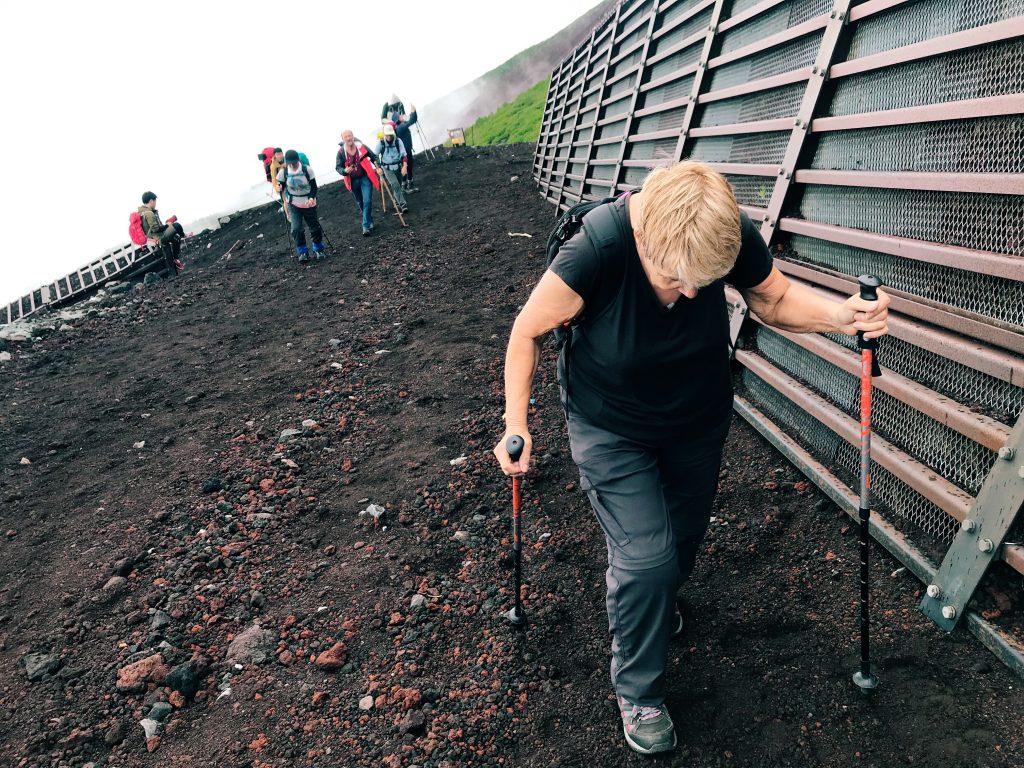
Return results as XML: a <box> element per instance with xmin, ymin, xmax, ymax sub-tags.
<box><xmin>637</xmin><ymin>161</ymin><xmax>742</xmax><ymax>287</ymax></box>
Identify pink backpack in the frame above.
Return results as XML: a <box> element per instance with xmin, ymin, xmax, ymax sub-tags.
<box><xmin>128</xmin><ymin>211</ymin><xmax>148</xmax><ymax>246</ymax></box>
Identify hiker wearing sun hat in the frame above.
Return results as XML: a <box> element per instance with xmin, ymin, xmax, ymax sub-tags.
<box><xmin>375</xmin><ymin>123</ymin><xmax>409</xmax><ymax>214</ymax></box>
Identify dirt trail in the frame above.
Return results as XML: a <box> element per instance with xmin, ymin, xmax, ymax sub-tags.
<box><xmin>0</xmin><ymin>146</ymin><xmax>1020</xmax><ymax>768</ymax></box>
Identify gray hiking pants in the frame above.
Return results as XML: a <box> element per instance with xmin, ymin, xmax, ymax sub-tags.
<box><xmin>567</xmin><ymin>408</ymin><xmax>730</xmax><ymax>706</ymax></box>
<box><xmin>382</xmin><ymin>166</ymin><xmax>408</xmax><ymax>209</ymax></box>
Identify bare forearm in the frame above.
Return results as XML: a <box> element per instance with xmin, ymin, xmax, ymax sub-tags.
<box><xmin>752</xmin><ymin>281</ymin><xmax>844</xmax><ymax>334</ymax></box>
<box><xmin>503</xmin><ymin>326</ymin><xmax>542</xmax><ymax>430</ymax></box>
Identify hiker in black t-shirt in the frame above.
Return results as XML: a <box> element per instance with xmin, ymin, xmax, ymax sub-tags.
<box><xmin>492</xmin><ymin>162</ymin><xmax>889</xmax><ymax>756</ymax></box>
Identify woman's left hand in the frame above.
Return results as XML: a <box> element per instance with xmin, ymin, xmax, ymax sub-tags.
<box><xmin>836</xmin><ymin>288</ymin><xmax>890</xmax><ymax>339</ymax></box>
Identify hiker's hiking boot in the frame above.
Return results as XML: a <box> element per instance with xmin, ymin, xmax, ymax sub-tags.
<box><xmin>362</xmin><ymin>228</ymin><xmax>371</xmax><ymax>237</ymax></box>
<box><xmin>618</xmin><ymin>697</ymin><xmax>676</xmax><ymax>755</ymax></box>
<box><xmin>174</xmin><ymin>259</ymin><xmax>185</xmax><ymax>271</ymax></box>
<box><xmin>312</xmin><ymin>245</ymin><xmax>325</xmax><ymax>260</ymax></box>
<box><xmin>297</xmin><ymin>252</ymin><xmax>310</xmax><ymax>264</ymax></box>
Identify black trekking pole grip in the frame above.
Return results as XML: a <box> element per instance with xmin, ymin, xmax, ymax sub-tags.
<box><xmin>857</xmin><ymin>274</ymin><xmax>883</xmax><ymax>377</ymax></box>
<box><xmin>506</xmin><ymin>435</ymin><xmax>525</xmax><ymax>463</ymax></box>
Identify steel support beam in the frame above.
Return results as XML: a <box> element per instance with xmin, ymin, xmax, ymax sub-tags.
<box><xmin>921</xmin><ymin>416</ymin><xmax>1024</xmax><ymax>630</ymax></box>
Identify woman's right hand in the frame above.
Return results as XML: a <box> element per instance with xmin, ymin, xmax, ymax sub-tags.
<box><xmin>493</xmin><ymin>429</ymin><xmax>532</xmax><ymax>477</ymax></box>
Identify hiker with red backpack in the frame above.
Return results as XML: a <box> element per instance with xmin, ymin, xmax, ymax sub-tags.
<box><xmin>258</xmin><ymin>146</ymin><xmax>276</xmax><ymax>190</ymax></box>
<box><xmin>337</xmin><ymin>129</ymin><xmax>380</xmax><ymax>237</ymax></box>
<box><xmin>131</xmin><ymin>191</ymin><xmax>184</xmax><ymax>276</ymax></box>
<box><xmin>492</xmin><ymin>162</ymin><xmax>890</xmax><ymax>755</ymax></box>
<box><xmin>277</xmin><ymin>149</ymin><xmax>325</xmax><ymax>263</ymax></box>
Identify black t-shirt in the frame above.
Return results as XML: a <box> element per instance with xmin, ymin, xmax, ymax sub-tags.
<box><xmin>549</xmin><ymin>195</ymin><xmax>773</xmax><ymax>441</ymax></box>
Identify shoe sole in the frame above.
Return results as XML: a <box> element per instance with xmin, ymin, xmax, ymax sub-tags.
<box><xmin>623</xmin><ymin>726</ymin><xmax>677</xmax><ymax>755</ymax></box>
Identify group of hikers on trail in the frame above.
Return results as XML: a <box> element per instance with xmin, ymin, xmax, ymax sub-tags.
<box><xmin>131</xmin><ymin>94</ymin><xmax>424</xmax><ymax>270</ymax></box>
<box><xmin>257</xmin><ymin>94</ymin><xmax>421</xmax><ymax>261</ymax></box>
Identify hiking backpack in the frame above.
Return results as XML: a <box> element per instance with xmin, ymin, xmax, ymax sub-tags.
<box><xmin>545</xmin><ymin>196</ymin><xmax>626</xmax><ymax>349</ymax></box>
<box><xmin>128</xmin><ymin>211</ymin><xmax>148</xmax><ymax>246</ymax></box>
<box><xmin>283</xmin><ymin>164</ymin><xmax>313</xmax><ymax>196</ymax></box>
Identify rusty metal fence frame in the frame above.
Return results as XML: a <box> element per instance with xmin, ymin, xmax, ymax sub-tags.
<box><xmin>533</xmin><ymin>0</ymin><xmax>1024</xmax><ymax>676</ymax></box>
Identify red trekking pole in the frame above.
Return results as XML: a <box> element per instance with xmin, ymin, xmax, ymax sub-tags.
<box><xmin>505</xmin><ymin>434</ymin><xmax>526</xmax><ymax>627</ymax></box>
<box><xmin>853</xmin><ymin>274</ymin><xmax>882</xmax><ymax>693</ymax></box>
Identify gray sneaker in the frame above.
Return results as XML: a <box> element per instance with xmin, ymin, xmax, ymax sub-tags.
<box><xmin>618</xmin><ymin>697</ymin><xmax>676</xmax><ymax>755</ymax></box>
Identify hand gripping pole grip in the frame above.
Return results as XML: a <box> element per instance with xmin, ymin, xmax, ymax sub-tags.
<box><xmin>857</xmin><ymin>274</ymin><xmax>882</xmax><ymax>377</ymax></box>
<box><xmin>506</xmin><ymin>435</ymin><xmax>525</xmax><ymax>462</ymax></box>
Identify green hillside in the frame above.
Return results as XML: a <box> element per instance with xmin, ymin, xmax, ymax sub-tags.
<box><xmin>463</xmin><ymin>78</ymin><xmax>550</xmax><ymax>146</ymax></box>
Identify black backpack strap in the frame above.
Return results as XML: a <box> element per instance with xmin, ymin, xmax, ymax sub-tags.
<box><xmin>559</xmin><ymin>199</ymin><xmax>628</xmax><ymax>422</ymax></box>
<box><xmin>580</xmin><ymin>200</ymin><xmax>627</xmax><ymax>260</ymax></box>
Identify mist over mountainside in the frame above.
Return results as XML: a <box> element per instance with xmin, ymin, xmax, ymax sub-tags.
<box><xmin>419</xmin><ymin>0</ymin><xmax>614</xmax><ymax>146</ymax></box>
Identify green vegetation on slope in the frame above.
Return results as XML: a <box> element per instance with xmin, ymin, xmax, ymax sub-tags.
<box><xmin>462</xmin><ymin>78</ymin><xmax>550</xmax><ymax>146</ymax></box>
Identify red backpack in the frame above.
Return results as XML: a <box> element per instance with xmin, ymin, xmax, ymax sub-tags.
<box><xmin>128</xmin><ymin>211</ymin><xmax>148</xmax><ymax>246</ymax></box>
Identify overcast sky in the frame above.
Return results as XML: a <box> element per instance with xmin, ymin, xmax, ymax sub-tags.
<box><xmin>0</xmin><ymin>0</ymin><xmax>602</xmax><ymax>305</ymax></box>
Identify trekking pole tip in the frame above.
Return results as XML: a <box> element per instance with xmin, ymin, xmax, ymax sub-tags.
<box><xmin>505</xmin><ymin>607</ymin><xmax>525</xmax><ymax>626</ymax></box>
<box><xmin>506</xmin><ymin>435</ymin><xmax>525</xmax><ymax>462</ymax></box>
<box><xmin>852</xmin><ymin>671</ymin><xmax>879</xmax><ymax>692</ymax></box>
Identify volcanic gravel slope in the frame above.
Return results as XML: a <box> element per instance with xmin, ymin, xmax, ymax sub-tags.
<box><xmin>0</xmin><ymin>145</ymin><xmax>1021</xmax><ymax>768</ymax></box>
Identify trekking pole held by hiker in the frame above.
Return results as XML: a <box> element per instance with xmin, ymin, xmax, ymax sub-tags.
<box><xmin>380</xmin><ymin>174</ymin><xmax>408</xmax><ymax>228</ymax></box>
<box><xmin>506</xmin><ymin>434</ymin><xmax>526</xmax><ymax>627</ymax></box>
<box><xmin>853</xmin><ymin>274</ymin><xmax>882</xmax><ymax>693</ymax></box>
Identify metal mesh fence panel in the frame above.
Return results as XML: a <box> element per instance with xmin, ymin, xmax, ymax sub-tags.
<box><xmin>623</xmin><ymin>166</ymin><xmax>651</xmax><ymax>186</ymax></box>
<box><xmin>754</xmin><ymin>326</ymin><xmax>998</xmax><ymax>496</ymax></box>
<box><xmin>651</xmin><ymin>7</ymin><xmax>713</xmax><ymax>56</ymax></box>
<box><xmin>823</xmin><ymin>331</ymin><xmax>1024</xmax><ymax>426</ymax></box>
<box><xmin>635</xmin><ymin>106</ymin><xmax>688</xmax><ymax>133</ymax></box>
<box><xmin>699</xmin><ymin>82</ymin><xmax>808</xmax><ymax>125</ymax></box>
<box><xmin>657</xmin><ymin>0</ymin><xmax>709</xmax><ymax>30</ymax></box>
<box><xmin>717</xmin><ymin>0</ymin><xmax>833</xmax><ymax>55</ymax></box>
<box><xmin>602</xmin><ymin>94</ymin><xmax>633</xmax><ymax>118</ymax></box>
<box><xmin>811</xmin><ymin>115</ymin><xmax>1024</xmax><ymax>175</ymax></box>
<box><xmin>785</xmin><ymin>234</ymin><xmax>1024</xmax><ymax>329</ymax></box>
<box><xmin>741</xmin><ymin>369</ymin><xmax>960</xmax><ymax>548</ymax></box>
<box><xmin>709</xmin><ymin>32</ymin><xmax>823</xmax><ymax>92</ymax></box>
<box><xmin>798</xmin><ymin>186</ymin><xmax>1024</xmax><ymax>258</ymax></box>
<box><xmin>626</xmin><ymin>137</ymin><xmax>678</xmax><ymax>160</ymax></box>
<box><xmin>688</xmin><ymin>131</ymin><xmax>791</xmax><ymax>164</ymax></box>
<box><xmin>723</xmin><ymin>174</ymin><xmax>777</xmax><ymax>207</ymax></box>
<box><xmin>639</xmin><ymin>77</ymin><xmax>694</xmax><ymax>109</ymax></box>
<box><xmin>648</xmin><ymin>48</ymin><xmax>703</xmax><ymax>82</ymax></box>
<box><xmin>829</xmin><ymin>38</ymin><xmax>1024</xmax><ymax>116</ymax></box>
<box><xmin>595</xmin><ymin>118</ymin><xmax>629</xmax><ymax>141</ymax></box>
<box><xmin>846</xmin><ymin>0</ymin><xmax>1024</xmax><ymax>61</ymax></box>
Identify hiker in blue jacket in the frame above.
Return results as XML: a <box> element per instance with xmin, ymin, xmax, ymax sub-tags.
<box><xmin>277</xmin><ymin>150</ymin><xmax>325</xmax><ymax>263</ymax></box>
<box><xmin>375</xmin><ymin>124</ymin><xmax>409</xmax><ymax>214</ymax></box>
